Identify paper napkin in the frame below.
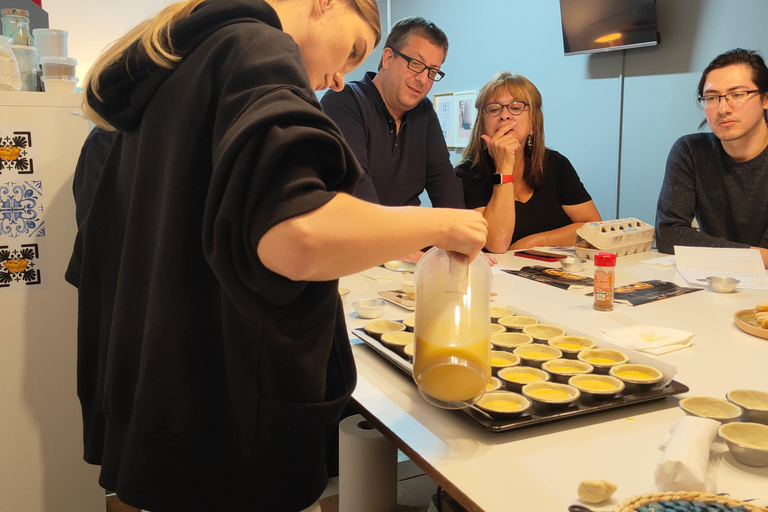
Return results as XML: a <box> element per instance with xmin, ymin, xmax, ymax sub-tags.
<box><xmin>601</xmin><ymin>324</ymin><xmax>694</xmax><ymax>355</ymax></box>
<box><xmin>655</xmin><ymin>416</ymin><xmax>721</xmax><ymax>492</ymax></box>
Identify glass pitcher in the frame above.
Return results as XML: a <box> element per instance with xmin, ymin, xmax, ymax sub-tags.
<box><xmin>412</xmin><ymin>248</ymin><xmax>491</xmax><ymax>409</ymax></box>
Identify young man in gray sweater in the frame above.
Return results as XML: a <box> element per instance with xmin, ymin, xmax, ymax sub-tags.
<box><xmin>655</xmin><ymin>48</ymin><xmax>768</xmax><ymax>268</ymax></box>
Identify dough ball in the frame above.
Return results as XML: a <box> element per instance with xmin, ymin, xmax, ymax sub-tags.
<box><xmin>577</xmin><ymin>479</ymin><xmax>617</xmax><ymax>504</ymax></box>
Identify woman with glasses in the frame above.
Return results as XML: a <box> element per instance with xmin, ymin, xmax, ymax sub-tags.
<box><xmin>65</xmin><ymin>1</ymin><xmax>487</xmax><ymax>511</ymax></box>
<box><xmin>455</xmin><ymin>72</ymin><xmax>601</xmax><ymax>253</ymax></box>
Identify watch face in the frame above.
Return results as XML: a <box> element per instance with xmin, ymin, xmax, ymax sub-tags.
<box><xmin>491</xmin><ymin>174</ymin><xmax>501</xmax><ymax>184</ymax></box>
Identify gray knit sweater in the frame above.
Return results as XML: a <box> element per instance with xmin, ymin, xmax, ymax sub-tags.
<box><xmin>655</xmin><ymin>132</ymin><xmax>768</xmax><ymax>254</ymax></box>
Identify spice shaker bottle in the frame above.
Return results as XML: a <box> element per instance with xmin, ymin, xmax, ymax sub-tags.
<box><xmin>593</xmin><ymin>252</ymin><xmax>616</xmax><ymax>311</ymax></box>
<box><xmin>413</xmin><ymin>248</ymin><xmax>491</xmax><ymax>409</ymax></box>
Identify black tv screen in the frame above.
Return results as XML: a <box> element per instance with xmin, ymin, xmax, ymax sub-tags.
<box><xmin>560</xmin><ymin>0</ymin><xmax>659</xmax><ymax>56</ymax></box>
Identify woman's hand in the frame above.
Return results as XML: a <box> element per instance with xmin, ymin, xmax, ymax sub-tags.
<box><xmin>481</xmin><ymin>124</ymin><xmax>520</xmax><ymax>174</ymax></box>
<box><xmin>433</xmin><ymin>208</ymin><xmax>488</xmax><ymax>261</ymax></box>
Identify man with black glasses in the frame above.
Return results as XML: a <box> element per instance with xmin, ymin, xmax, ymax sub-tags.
<box><xmin>655</xmin><ymin>48</ymin><xmax>768</xmax><ymax>268</ymax></box>
<box><xmin>321</xmin><ymin>17</ymin><xmax>464</xmax><ymax>210</ymax></box>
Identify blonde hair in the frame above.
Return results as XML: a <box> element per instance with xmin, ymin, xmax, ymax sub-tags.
<box><xmin>83</xmin><ymin>0</ymin><xmax>381</xmax><ymax>129</ymax></box>
<box><xmin>460</xmin><ymin>72</ymin><xmax>545</xmax><ymax>189</ymax></box>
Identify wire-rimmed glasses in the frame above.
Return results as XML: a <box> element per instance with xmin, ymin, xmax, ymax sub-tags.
<box><xmin>697</xmin><ymin>90</ymin><xmax>760</xmax><ymax>108</ymax></box>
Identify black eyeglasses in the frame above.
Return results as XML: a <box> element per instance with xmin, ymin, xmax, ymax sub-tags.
<box><xmin>697</xmin><ymin>90</ymin><xmax>760</xmax><ymax>108</ymax></box>
<box><xmin>482</xmin><ymin>101</ymin><xmax>528</xmax><ymax>117</ymax></box>
<box><xmin>388</xmin><ymin>47</ymin><xmax>445</xmax><ymax>82</ymax></box>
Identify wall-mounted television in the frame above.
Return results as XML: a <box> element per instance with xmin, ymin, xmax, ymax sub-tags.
<box><xmin>560</xmin><ymin>0</ymin><xmax>659</xmax><ymax>56</ymax></box>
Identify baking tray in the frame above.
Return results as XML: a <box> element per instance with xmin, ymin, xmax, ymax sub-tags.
<box><xmin>352</xmin><ymin>322</ymin><xmax>688</xmax><ymax>433</ymax></box>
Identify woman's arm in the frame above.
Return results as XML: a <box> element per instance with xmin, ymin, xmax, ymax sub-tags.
<box><xmin>509</xmin><ymin>200</ymin><xmax>601</xmax><ymax>250</ymax></box>
<box><xmin>257</xmin><ymin>192</ymin><xmax>488</xmax><ymax>281</ymax></box>
<box><xmin>478</xmin><ymin>125</ymin><xmax>520</xmax><ymax>253</ymax></box>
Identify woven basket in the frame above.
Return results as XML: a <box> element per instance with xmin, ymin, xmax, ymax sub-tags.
<box><xmin>615</xmin><ymin>491</ymin><xmax>768</xmax><ymax>512</ymax></box>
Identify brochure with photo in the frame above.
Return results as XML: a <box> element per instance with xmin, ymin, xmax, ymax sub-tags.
<box><xmin>503</xmin><ymin>265</ymin><xmax>593</xmax><ymax>290</ymax></box>
<box><xmin>587</xmin><ymin>280</ymin><xmax>702</xmax><ymax>306</ymax></box>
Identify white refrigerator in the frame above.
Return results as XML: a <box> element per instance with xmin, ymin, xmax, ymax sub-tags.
<box><xmin>0</xmin><ymin>91</ymin><xmax>103</xmax><ymax>511</ymax></box>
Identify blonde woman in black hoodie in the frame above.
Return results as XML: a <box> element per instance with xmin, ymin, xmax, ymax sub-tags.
<box><xmin>67</xmin><ymin>1</ymin><xmax>487</xmax><ymax>511</ymax></box>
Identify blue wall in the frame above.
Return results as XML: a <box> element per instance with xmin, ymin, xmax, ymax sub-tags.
<box><xmin>343</xmin><ymin>0</ymin><xmax>768</xmax><ymax>221</ymax></box>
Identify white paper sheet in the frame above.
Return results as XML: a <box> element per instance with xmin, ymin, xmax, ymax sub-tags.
<box><xmin>673</xmin><ymin>246</ymin><xmax>768</xmax><ymax>289</ymax></box>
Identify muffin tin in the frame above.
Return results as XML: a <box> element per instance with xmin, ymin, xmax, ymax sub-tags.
<box><xmin>353</xmin><ymin>307</ymin><xmax>688</xmax><ymax>433</ymax></box>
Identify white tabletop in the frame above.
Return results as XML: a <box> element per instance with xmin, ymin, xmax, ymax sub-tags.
<box><xmin>340</xmin><ymin>251</ymin><xmax>768</xmax><ymax>512</ymax></box>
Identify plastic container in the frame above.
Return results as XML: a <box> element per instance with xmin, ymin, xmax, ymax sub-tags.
<box><xmin>33</xmin><ymin>28</ymin><xmax>68</xmax><ymax>57</ymax></box>
<box><xmin>41</xmin><ymin>76</ymin><xmax>78</xmax><ymax>93</ymax></box>
<box><xmin>11</xmin><ymin>44</ymin><xmax>38</xmax><ymax>91</ymax></box>
<box><xmin>593</xmin><ymin>252</ymin><xmax>616</xmax><ymax>312</ymax></box>
<box><xmin>413</xmin><ymin>249</ymin><xmax>492</xmax><ymax>409</ymax></box>
<box><xmin>575</xmin><ymin>218</ymin><xmax>655</xmax><ymax>259</ymax></box>
<box><xmin>40</xmin><ymin>55</ymin><xmax>76</xmax><ymax>78</ymax></box>
<box><xmin>2</xmin><ymin>8</ymin><xmax>32</xmax><ymax>46</ymax></box>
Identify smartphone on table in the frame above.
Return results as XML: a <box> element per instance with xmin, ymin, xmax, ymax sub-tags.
<box><xmin>514</xmin><ymin>250</ymin><xmax>568</xmax><ymax>262</ymax></box>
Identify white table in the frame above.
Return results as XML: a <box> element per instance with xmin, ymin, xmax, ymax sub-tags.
<box><xmin>339</xmin><ymin>251</ymin><xmax>768</xmax><ymax>512</ymax></box>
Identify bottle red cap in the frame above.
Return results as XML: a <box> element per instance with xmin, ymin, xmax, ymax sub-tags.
<box><xmin>594</xmin><ymin>252</ymin><xmax>616</xmax><ymax>266</ymax></box>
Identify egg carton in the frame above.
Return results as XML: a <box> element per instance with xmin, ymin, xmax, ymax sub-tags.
<box><xmin>574</xmin><ymin>218</ymin><xmax>655</xmax><ymax>259</ymax></box>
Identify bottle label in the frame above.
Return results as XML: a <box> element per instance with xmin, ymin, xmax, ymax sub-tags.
<box><xmin>594</xmin><ymin>272</ymin><xmax>614</xmax><ymax>302</ymax></box>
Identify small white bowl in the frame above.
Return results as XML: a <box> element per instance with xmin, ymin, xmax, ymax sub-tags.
<box><xmin>718</xmin><ymin>422</ymin><xmax>768</xmax><ymax>467</ymax></box>
<box><xmin>706</xmin><ymin>276</ymin><xmax>740</xmax><ymax>293</ymax></box>
<box><xmin>726</xmin><ymin>389</ymin><xmax>768</xmax><ymax>425</ymax></box>
<box><xmin>679</xmin><ymin>396</ymin><xmax>743</xmax><ymax>423</ymax></box>
<box><xmin>498</xmin><ymin>315</ymin><xmax>538</xmax><ymax>331</ymax></box>
<box><xmin>364</xmin><ymin>319</ymin><xmax>405</xmax><ymax>341</ymax></box>
<box><xmin>560</xmin><ymin>257</ymin><xmax>587</xmax><ymax>272</ymax></box>
<box><xmin>352</xmin><ymin>298</ymin><xmax>387</xmax><ymax>319</ymax></box>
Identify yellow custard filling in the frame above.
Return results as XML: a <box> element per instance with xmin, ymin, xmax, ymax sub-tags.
<box><xmin>520</xmin><ymin>351</ymin><xmax>555</xmax><ymax>360</ymax></box>
<box><xmin>616</xmin><ymin>370</ymin><xmax>654</xmax><ymax>380</ymax></box>
<box><xmin>491</xmin><ymin>357</ymin><xmax>513</xmax><ymax>366</ymax></box>
<box><xmin>505</xmin><ymin>373</ymin><xmax>543</xmax><ymax>383</ymax></box>
<box><xmin>577</xmin><ymin>379</ymin><xmax>617</xmax><ymax>391</ymax></box>
<box><xmin>587</xmin><ymin>357</ymin><xmax>617</xmax><ymax>365</ymax></box>
<box><xmin>529</xmin><ymin>389</ymin><xmax>571</xmax><ymax>400</ymax></box>
<box><xmin>481</xmin><ymin>400</ymin><xmax>524</xmax><ymax>412</ymax></box>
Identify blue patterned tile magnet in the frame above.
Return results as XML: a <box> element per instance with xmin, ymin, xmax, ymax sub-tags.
<box><xmin>0</xmin><ymin>240</ymin><xmax>47</xmax><ymax>291</ymax></box>
<box><xmin>0</xmin><ymin>180</ymin><xmax>45</xmax><ymax>238</ymax></box>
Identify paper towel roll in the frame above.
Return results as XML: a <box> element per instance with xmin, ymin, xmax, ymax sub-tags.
<box><xmin>339</xmin><ymin>414</ymin><xmax>397</xmax><ymax>512</ymax></box>
<box><xmin>654</xmin><ymin>415</ymin><xmax>720</xmax><ymax>492</ymax></box>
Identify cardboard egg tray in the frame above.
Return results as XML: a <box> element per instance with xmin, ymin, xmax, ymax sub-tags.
<box><xmin>575</xmin><ymin>218</ymin><xmax>655</xmax><ymax>259</ymax></box>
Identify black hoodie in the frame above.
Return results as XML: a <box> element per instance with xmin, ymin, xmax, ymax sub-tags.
<box><xmin>66</xmin><ymin>1</ymin><xmax>361</xmax><ymax>510</ymax></box>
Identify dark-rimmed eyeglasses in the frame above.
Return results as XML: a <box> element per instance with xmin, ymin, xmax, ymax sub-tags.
<box><xmin>388</xmin><ymin>47</ymin><xmax>445</xmax><ymax>82</ymax></box>
<box><xmin>482</xmin><ymin>101</ymin><xmax>528</xmax><ymax>117</ymax></box>
<box><xmin>697</xmin><ymin>90</ymin><xmax>760</xmax><ymax>109</ymax></box>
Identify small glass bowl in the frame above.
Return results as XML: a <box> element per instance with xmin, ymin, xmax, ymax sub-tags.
<box><xmin>706</xmin><ymin>275</ymin><xmax>740</xmax><ymax>293</ymax></box>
